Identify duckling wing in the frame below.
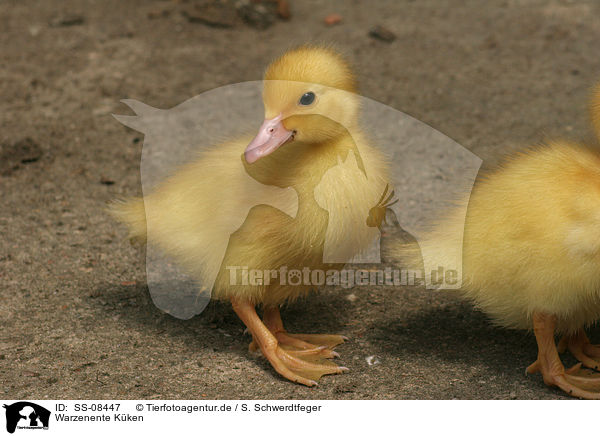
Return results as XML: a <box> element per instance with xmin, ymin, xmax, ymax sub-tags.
<box><xmin>145</xmin><ymin>139</ymin><xmax>299</xmax><ymax>319</ymax></box>
<box><xmin>113</xmin><ymin>89</ymin><xmax>299</xmax><ymax>319</ymax></box>
<box><xmin>143</xmin><ymin>147</ymin><xmax>298</xmax><ymax>319</ymax></box>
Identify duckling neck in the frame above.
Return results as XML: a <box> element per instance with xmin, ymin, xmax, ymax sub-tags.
<box><xmin>294</xmin><ymin>134</ymin><xmax>359</xmax><ymax>187</ymax></box>
<box><xmin>292</xmin><ymin>186</ymin><xmax>330</xmax><ymax>252</ymax></box>
<box><xmin>290</xmin><ymin>135</ymin><xmax>358</xmax><ymax>231</ymax></box>
<box><xmin>295</xmin><ymin>189</ymin><xmax>325</xmax><ymax>215</ymax></box>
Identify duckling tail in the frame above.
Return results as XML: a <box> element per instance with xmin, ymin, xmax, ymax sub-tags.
<box><xmin>591</xmin><ymin>83</ymin><xmax>600</xmax><ymax>141</ymax></box>
<box><xmin>107</xmin><ymin>197</ymin><xmax>147</xmax><ymax>244</ymax></box>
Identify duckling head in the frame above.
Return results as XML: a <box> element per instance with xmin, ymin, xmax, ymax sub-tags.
<box><xmin>244</xmin><ymin>46</ymin><xmax>360</xmax><ymax>164</ymax></box>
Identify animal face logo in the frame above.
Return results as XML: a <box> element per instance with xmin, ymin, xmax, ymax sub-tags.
<box><xmin>113</xmin><ymin>80</ymin><xmax>482</xmax><ymax>318</ymax></box>
<box><xmin>3</xmin><ymin>402</ymin><xmax>50</xmax><ymax>434</ymax></box>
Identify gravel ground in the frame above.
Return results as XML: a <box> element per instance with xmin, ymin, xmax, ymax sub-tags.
<box><xmin>2</xmin><ymin>0</ymin><xmax>600</xmax><ymax>400</ymax></box>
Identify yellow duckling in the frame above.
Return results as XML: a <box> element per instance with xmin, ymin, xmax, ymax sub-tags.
<box><xmin>395</xmin><ymin>85</ymin><xmax>600</xmax><ymax>398</ymax></box>
<box><xmin>110</xmin><ymin>46</ymin><xmax>389</xmax><ymax>386</ymax></box>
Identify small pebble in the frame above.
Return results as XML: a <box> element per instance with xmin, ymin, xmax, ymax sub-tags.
<box><xmin>276</xmin><ymin>0</ymin><xmax>291</xmax><ymax>20</ymax></box>
<box><xmin>100</xmin><ymin>176</ymin><xmax>115</xmax><ymax>185</ymax></box>
<box><xmin>324</xmin><ymin>13</ymin><xmax>342</xmax><ymax>26</ymax></box>
<box><xmin>236</xmin><ymin>0</ymin><xmax>275</xmax><ymax>29</ymax></box>
<box><xmin>369</xmin><ymin>25</ymin><xmax>396</xmax><ymax>42</ymax></box>
<box><xmin>49</xmin><ymin>14</ymin><xmax>85</xmax><ymax>27</ymax></box>
<box><xmin>366</xmin><ymin>355</ymin><xmax>380</xmax><ymax>366</ymax></box>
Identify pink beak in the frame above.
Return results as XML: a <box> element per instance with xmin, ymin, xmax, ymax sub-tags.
<box><xmin>244</xmin><ymin>114</ymin><xmax>294</xmax><ymax>163</ymax></box>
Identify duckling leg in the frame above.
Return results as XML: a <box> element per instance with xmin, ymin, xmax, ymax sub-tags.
<box><xmin>258</xmin><ymin>306</ymin><xmax>347</xmax><ymax>358</ymax></box>
<box><xmin>231</xmin><ymin>298</ymin><xmax>348</xmax><ymax>386</ymax></box>
<box><xmin>556</xmin><ymin>329</ymin><xmax>600</xmax><ymax>370</ymax></box>
<box><xmin>526</xmin><ymin>312</ymin><xmax>600</xmax><ymax>399</ymax></box>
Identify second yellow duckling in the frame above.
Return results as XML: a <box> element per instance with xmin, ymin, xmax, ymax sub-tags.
<box><xmin>110</xmin><ymin>46</ymin><xmax>389</xmax><ymax>386</ymax></box>
<box><xmin>396</xmin><ymin>85</ymin><xmax>600</xmax><ymax>399</ymax></box>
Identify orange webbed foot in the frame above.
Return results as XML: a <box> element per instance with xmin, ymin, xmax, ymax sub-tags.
<box><xmin>527</xmin><ymin>313</ymin><xmax>600</xmax><ymax>399</ymax></box>
<box><xmin>234</xmin><ymin>300</ymin><xmax>348</xmax><ymax>386</ymax></box>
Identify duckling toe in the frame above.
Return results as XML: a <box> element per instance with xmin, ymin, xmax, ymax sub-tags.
<box><xmin>283</xmin><ymin>333</ymin><xmax>348</xmax><ymax>349</ymax></box>
<box><xmin>280</xmin><ymin>343</ymin><xmax>339</xmax><ymax>359</ymax></box>
<box><xmin>558</xmin><ymin>329</ymin><xmax>600</xmax><ymax>371</ymax></box>
<box><xmin>274</xmin><ymin>332</ymin><xmax>344</xmax><ymax>358</ymax></box>
<box><xmin>550</xmin><ymin>374</ymin><xmax>600</xmax><ymax>399</ymax></box>
<box><xmin>583</xmin><ymin>344</ymin><xmax>600</xmax><ymax>358</ymax></box>
<box><xmin>274</xmin><ymin>346</ymin><xmax>349</xmax><ymax>382</ymax></box>
<box><xmin>563</xmin><ymin>370</ymin><xmax>600</xmax><ymax>391</ymax></box>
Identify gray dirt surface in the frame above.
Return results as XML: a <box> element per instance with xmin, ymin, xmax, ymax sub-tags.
<box><xmin>2</xmin><ymin>0</ymin><xmax>600</xmax><ymax>400</ymax></box>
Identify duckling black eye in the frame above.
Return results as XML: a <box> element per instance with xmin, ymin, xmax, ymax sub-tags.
<box><xmin>299</xmin><ymin>92</ymin><xmax>315</xmax><ymax>106</ymax></box>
